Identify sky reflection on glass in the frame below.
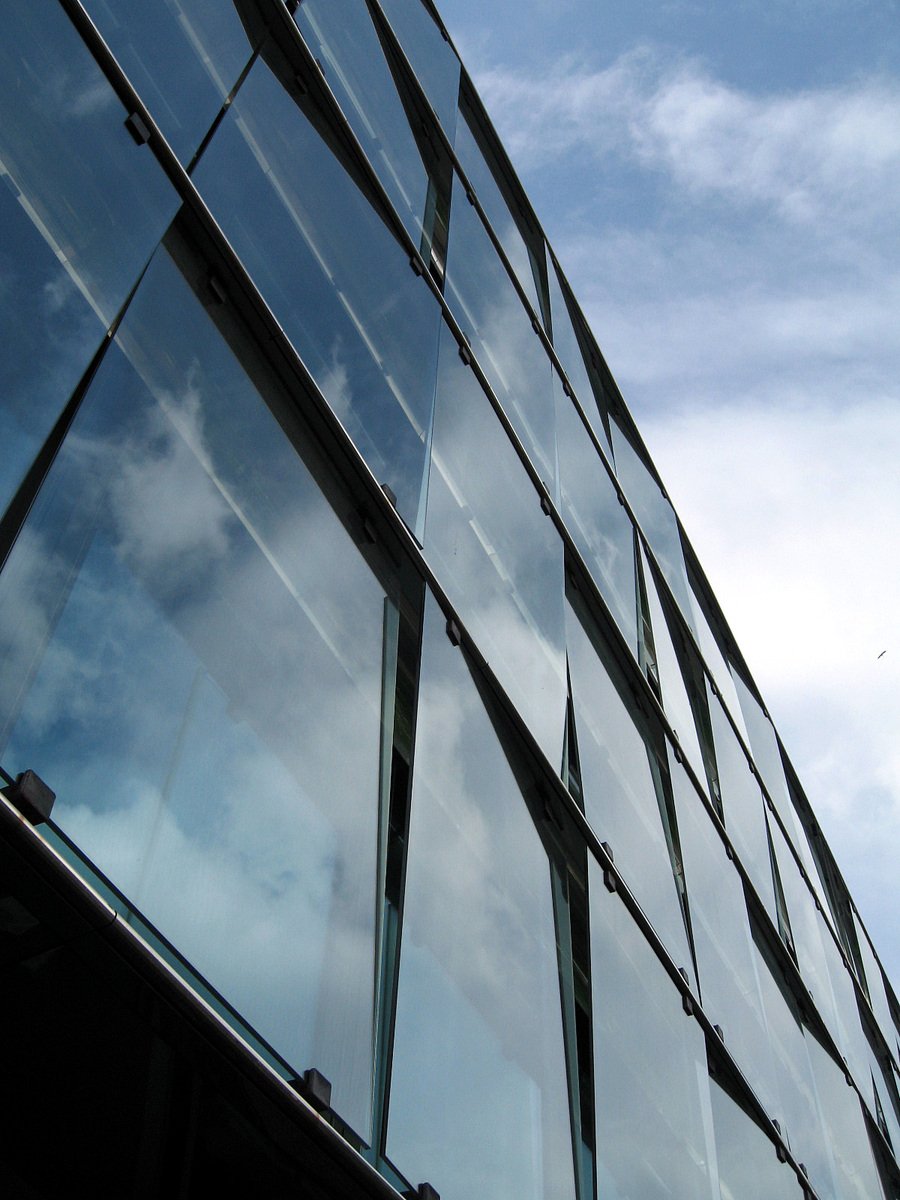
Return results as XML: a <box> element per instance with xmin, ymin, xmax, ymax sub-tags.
<box><xmin>0</xmin><ymin>244</ymin><xmax>387</xmax><ymax>1142</ymax></box>
<box><xmin>387</xmin><ymin>594</ymin><xmax>576</xmax><ymax>1200</ymax></box>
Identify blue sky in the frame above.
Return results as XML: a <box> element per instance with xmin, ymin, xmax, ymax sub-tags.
<box><xmin>437</xmin><ymin>0</ymin><xmax>900</xmax><ymax>990</ymax></box>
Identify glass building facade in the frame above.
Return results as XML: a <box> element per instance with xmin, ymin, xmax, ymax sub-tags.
<box><xmin>0</xmin><ymin>2</ymin><xmax>898</xmax><ymax>1198</ymax></box>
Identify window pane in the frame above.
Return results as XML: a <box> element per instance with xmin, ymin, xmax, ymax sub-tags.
<box><xmin>710</xmin><ymin>1075</ymin><xmax>804</xmax><ymax>1200</ymax></box>
<box><xmin>375</xmin><ymin>0</ymin><xmax>460</xmax><ymax>139</ymax></box>
<box><xmin>454</xmin><ymin>113</ymin><xmax>541</xmax><ymax>317</ymax></box>
<box><xmin>547</xmin><ymin>258</ymin><xmax>612</xmax><ymax>458</ymax></box>
<box><xmin>423</xmin><ymin>320</ymin><xmax>567</xmax><ymax>767</ymax></box>
<box><xmin>566</xmin><ymin>598</ymin><xmax>693</xmax><ymax>977</ymax></box>
<box><xmin>193</xmin><ymin>59</ymin><xmax>442</xmax><ymax>531</ymax></box>
<box><xmin>386</xmin><ymin>594</ymin><xmax>576</xmax><ymax>1200</ymax></box>
<box><xmin>445</xmin><ymin>169</ymin><xmax>556</xmax><ymax>489</ymax></box>
<box><xmin>807</xmin><ymin>1033</ymin><xmax>887</xmax><ymax>1200</ymax></box>
<box><xmin>854</xmin><ymin>912</ymin><xmax>898</xmax><ymax>1056</ymax></box>
<box><xmin>82</xmin><ymin>0</ymin><xmax>257</xmax><ymax>164</ymax></box>
<box><xmin>707</xmin><ymin>684</ymin><xmax>779</xmax><ymax>923</ymax></box>
<box><xmin>0</xmin><ymin>4</ymin><xmax>179</xmax><ymax>517</ymax></box>
<box><xmin>556</xmin><ymin>380</ymin><xmax>638</xmax><ymax>653</ymax></box>
<box><xmin>589</xmin><ymin>868</ymin><xmax>720</xmax><ymax>1200</ymax></box>
<box><xmin>610</xmin><ymin>419</ymin><xmax>694</xmax><ymax>626</ymax></box>
<box><xmin>294</xmin><ymin>0</ymin><xmax>431</xmax><ymax>242</ymax></box>
<box><xmin>0</xmin><ymin>243</ymin><xmax>387</xmax><ymax>1141</ymax></box>
<box><xmin>669</xmin><ymin>751</ymin><xmax>779</xmax><ymax>1117</ymax></box>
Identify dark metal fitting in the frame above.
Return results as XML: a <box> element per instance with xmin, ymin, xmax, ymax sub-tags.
<box><xmin>4</xmin><ymin>770</ymin><xmax>56</xmax><ymax>825</ymax></box>
<box><xmin>445</xmin><ymin>618</ymin><xmax>461</xmax><ymax>647</ymax></box>
<box><xmin>124</xmin><ymin>112</ymin><xmax>151</xmax><ymax>145</ymax></box>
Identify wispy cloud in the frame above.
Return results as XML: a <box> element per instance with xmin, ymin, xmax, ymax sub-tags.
<box><xmin>474</xmin><ymin>49</ymin><xmax>900</xmax><ymax>224</ymax></box>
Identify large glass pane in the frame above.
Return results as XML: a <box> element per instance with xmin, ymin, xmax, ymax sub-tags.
<box><xmin>669</xmin><ymin>750</ymin><xmax>779</xmax><ymax>1117</ymax></box>
<box><xmin>641</xmin><ymin>548</ymin><xmax>706</xmax><ymax>784</ymax></box>
<box><xmin>374</xmin><ymin>0</ymin><xmax>460</xmax><ymax>139</ymax></box>
<box><xmin>81</xmin><ymin>0</ymin><xmax>258</xmax><ymax>165</ymax></box>
<box><xmin>754</xmin><ymin>939</ymin><xmax>837</xmax><ymax>1197</ymax></box>
<box><xmin>423</xmin><ymin>320</ymin><xmax>567</xmax><ymax>767</ymax></box>
<box><xmin>730</xmin><ymin>667</ymin><xmax>797</xmax><ymax>835</ymax></box>
<box><xmin>386</xmin><ymin>595</ymin><xmax>576</xmax><ymax>1200</ymax></box>
<box><xmin>444</xmin><ymin>169</ymin><xmax>556</xmax><ymax>489</ymax></box>
<box><xmin>555</xmin><ymin>379</ymin><xmax>638</xmax><ymax>653</ymax></box>
<box><xmin>589</xmin><ymin>869</ymin><xmax>720</xmax><ymax>1200</ymax></box>
<box><xmin>547</xmin><ymin>257</ymin><xmax>612</xmax><ymax>458</ymax></box>
<box><xmin>0</xmin><ymin>243</ymin><xmax>388</xmax><ymax>1141</ymax></box>
<box><xmin>293</xmin><ymin>0</ymin><xmax>431</xmax><ymax>243</ymax></box>
<box><xmin>566</xmin><ymin>598</ymin><xmax>693</xmax><ymax>979</ymax></box>
<box><xmin>610</xmin><ymin>419</ymin><xmax>694</xmax><ymax>626</ymax></box>
<box><xmin>818</xmin><ymin>911</ymin><xmax>873</xmax><ymax>1101</ymax></box>
<box><xmin>853</xmin><ymin>911</ymin><xmax>898</xmax><ymax>1058</ymax></box>
<box><xmin>707</xmin><ymin>683</ymin><xmax>779</xmax><ymax>924</ymax></box>
<box><xmin>454</xmin><ymin>112</ymin><xmax>541</xmax><ymax>317</ymax></box>
<box><xmin>709</xmin><ymin>1075</ymin><xmax>804</xmax><ymax>1200</ymax></box>
<box><xmin>807</xmin><ymin>1034</ymin><xmax>887</xmax><ymax>1200</ymax></box>
<box><xmin>688</xmin><ymin>579</ymin><xmax>750</xmax><ymax>744</ymax></box>
<box><xmin>0</xmin><ymin>4</ymin><xmax>179</xmax><ymax>519</ymax></box>
<box><xmin>193</xmin><ymin>59</ymin><xmax>442</xmax><ymax>531</ymax></box>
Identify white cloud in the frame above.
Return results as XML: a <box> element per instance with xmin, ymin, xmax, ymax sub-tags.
<box><xmin>473</xmin><ymin>49</ymin><xmax>900</xmax><ymax>226</ymax></box>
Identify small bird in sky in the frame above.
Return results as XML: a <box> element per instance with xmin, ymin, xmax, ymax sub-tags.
<box><xmin>877</xmin><ymin>650</ymin><xmax>887</xmax><ymax>659</ymax></box>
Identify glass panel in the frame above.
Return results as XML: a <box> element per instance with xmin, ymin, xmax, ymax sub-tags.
<box><xmin>293</xmin><ymin>0</ymin><xmax>431</xmax><ymax>243</ymax></box>
<box><xmin>0</xmin><ymin>243</ymin><xmax>387</xmax><ymax>1141</ymax></box>
<box><xmin>81</xmin><ymin>0</ymin><xmax>257</xmax><ymax>165</ymax></box>
<box><xmin>589</xmin><ymin>868</ymin><xmax>720</xmax><ymax>1200</ymax></box>
<box><xmin>547</xmin><ymin>256</ymin><xmax>612</xmax><ymax>458</ymax></box>
<box><xmin>688</xmin><ymin>580</ymin><xmax>749</xmax><ymax>745</ymax></box>
<box><xmin>609</xmin><ymin>419</ymin><xmax>694</xmax><ymax>626</ymax></box>
<box><xmin>754</xmin><ymin>938</ymin><xmax>837</xmax><ymax>1197</ymax></box>
<box><xmin>386</xmin><ymin>594</ymin><xmax>576</xmax><ymax>1200</ymax></box>
<box><xmin>453</xmin><ymin>112</ymin><xmax>541</xmax><ymax>317</ymax></box>
<box><xmin>669</xmin><ymin>749</ymin><xmax>780</xmax><ymax>1117</ymax></box>
<box><xmin>193</xmin><ymin>59</ymin><xmax>442</xmax><ymax>532</ymax></box>
<box><xmin>566</xmin><ymin>597</ymin><xmax>693</xmax><ymax>978</ymax></box>
<box><xmin>423</xmin><ymin>320</ymin><xmax>567</xmax><ymax>767</ymax></box>
<box><xmin>444</xmin><ymin>168</ymin><xmax>556</xmax><ymax>489</ymax></box>
<box><xmin>854</xmin><ymin>911</ymin><xmax>898</xmax><ymax>1056</ymax></box>
<box><xmin>374</xmin><ymin>0</ymin><xmax>460</xmax><ymax>139</ymax></box>
<box><xmin>555</xmin><ymin>379</ymin><xmax>638</xmax><ymax>653</ymax></box>
<box><xmin>0</xmin><ymin>4</ymin><xmax>179</xmax><ymax>518</ymax></box>
<box><xmin>641</xmin><ymin>548</ymin><xmax>707</xmax><ymax>784</ymax></box>
<box><xmin>730</xmin><ymin>667</ymin><xmax>797</xmax><ymax>836</ymax></box>
<box><xmin>807</xmin><ymin>1033</ymin><xmax>887</xmax><ymax>1200</ymax></box>
<box><xmin>709</xmin><ymin>1075</ymin><xmax>804</xmax><ymax>1200</ymax></box>
<box><xmin>818</xmin><ymin>911</ymin><xmax>872</xmax><ymax>1101</ymax></box>
<box><xmin>771</xmin><ymin>821</ymin><xmax>842</xmax><ymax>1045</ymax></box>
<box><xmin>868</xmin><ymin>1041</ymin><xmax>900</xmax><ymax>1155</ymax></box>
<box><xmin>707</xmin><ymin>683</ymin><xmax>779</xmax><ymax>924</ymax></box>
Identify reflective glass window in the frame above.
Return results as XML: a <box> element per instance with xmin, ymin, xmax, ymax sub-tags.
<box><xmin>0</xmin><ymin>243</ymin><xmax>388</xmax><ymax>1141</ymax></box>
<box><xmin>566</xmin><ymin>598</ymin><xmax>693</xmax><ymax>978</ymax></box>
<box><xmin>818</xmin><ymin>910</ymin><xmax>872</xmax><ymax>1100</ymax></box>
<box><xmin>589</xmin><ymin>869</ymin><xmax>720</xmax><ymax>1200</ymax></box>
<box><xmin>81</xmin><ymin>0</ymin><xmax>257</xmax><ymax>165</ymax></box>
<box><xmin>555</xmin><ymin>380</ymin><xmax>638</xmax><ymax>652</ymax></box>
<box><xmin>730</xmin><ymin>667</ymin><xmax>797</xmax><ymax>834</ymax></box>
<box><xmin>547</xmin><ymin>257</ymin><xmax>612</xmax><ymax>457</ymax></box>
<box><xmin>669</xmin><ymin>750</ymin><xmax>779</xmax><ymax>1117</ymax></box>
<box><xmin>193</xmin><ymin>59</ymin><xmax>442</xmax><ymax>531</ymax></box>
<box><xmin>709</xmin><ymin>1075</ymin><xmax>804</xmax><ymax>1200</ymax></box>
<box><xmin>688</xmin><ymin>580</ymin><xmax>750</xmax><ymax>744</ymax></box>
<box><xmin>610</xmin><ymin>419</ymin><xmax>694</xmax><ymax>626</ymax></box>
<box><xmin>375</xmin><ymin>0</ymin><xmax>460</xmax><ymax>139</ymax></box>
<box><xmin>0</xmin><ymin>4</ymin><xmax>179</xmax><ymax>519</ymax></box>
<box><xmin>771</xmin><ymin>821</ymin><xmax>843</xmax><ymax>1046</ymax></box>
<box><xmin>386</xmin><ymin>595</ymin><xmax>576</xmax><ymax>1200</ymax></box>
<box><xmin>754</xmin><ymin>939</ymin><xmax>837</xmax><ymax>1196</ymax></box>
<box><xmin>868</xmin><ymin>1040</ymin><xmax>900</xmax><ymax>1154</ymax></box>
<box><xmin>444</xmin><ymin>169</ymin><xmax>556</xmax><ymax>489</ymax></box>
<box><xmin>454</xmin><ymin>113</ymin><xmax>542</xmax><ymax>317</ymax></box>
<box><xmin>293</xmin><ymin>0</ymin><xmax>431</xmax><ymax>243</ymax></box>
<box><xmin>807</xmin><ymin>1033</ymin><xmax>887</xmax><ymax>1200</ymax></box>
<box><xmin>423</xmin><ymin>321</ymin><xmax>567</xmax><ymax>766</ymax></box>
<box><xmin>641</xmin><ymin>548</ymin><xmax>707</xmax><ymax>784</ymax></box>
<box><xmin>854</xmin><ymin>912</ymin><xmax>898</xmax><ymax>1056</ymax></box>
<box><xmin>707</xmin><ymin>683</ymin><xmax>779</xmax><ymax>923</ymax></box>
